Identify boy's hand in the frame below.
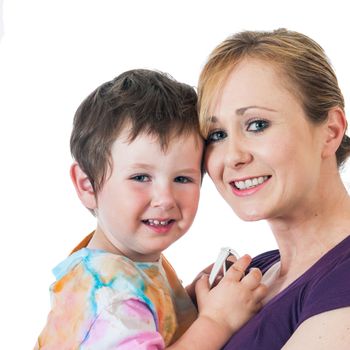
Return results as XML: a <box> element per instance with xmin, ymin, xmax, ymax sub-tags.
<box><xmin>195</xmin><ymin>255</ymin><xmax>267</xmax><ymax>335</ymax></box>
<box><xmin>185</xmin><ymin>254</ymin><xmax>238</xmax><ymax>305</ymax></box>
<box><xmin>186</xmin><ymin>263</ymin><xmax>214</xmax><ymax>305</ymax></box>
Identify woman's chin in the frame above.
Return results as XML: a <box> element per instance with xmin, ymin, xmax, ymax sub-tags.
<box><xmin>233</xmin><ymin>208</ymin><xmax>267</xmax><ymax>222</ymax></box>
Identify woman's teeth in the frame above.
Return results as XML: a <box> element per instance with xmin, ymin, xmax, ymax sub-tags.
<box><xmin>234</xmin><ymin>176</ymin><xmax>269</xmax><ymax>190</ymax></box>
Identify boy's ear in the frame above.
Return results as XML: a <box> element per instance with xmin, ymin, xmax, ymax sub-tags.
<box><xmin>321</xmin><ymin>107</ymin><xmax>347</xmax><ymax>159</ymax></box>
<box><xmin>70</xmin><ymin>162</ymin><xmax>97</xmax><ymax>210</ymax></box>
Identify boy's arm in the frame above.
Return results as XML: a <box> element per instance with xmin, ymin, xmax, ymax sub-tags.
<box><xmin>168</xmin><ymin>255</ymin><xmax>267</xmax><ymax>350</ymax></box>
<box><xmin>168</xmin><ymin>313</ymin><xmax>233</xmax><ymax>349</ymax></box>
<box><xmin>77</xmin><ymin>256</ymin><xmax>264</xmax><ymax>350</ymax></box>
<box><xmin>80</xmin><ymin>293</ymin><xmax>229</xmax><ymax>350</ymax></box>
<box><xmin>80</xmin><ymin>298</ymin><xmax>166</xmax><ymax>349</ymax></box>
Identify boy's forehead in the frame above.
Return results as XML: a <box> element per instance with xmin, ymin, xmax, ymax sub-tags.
<box><xmin>115</xmin><ymin>128</ymin><xmax>203</xmax><ymax>153</ymax></box>
<box><xmin>111</xmin><ymin>131</ymin><xmax>203</xmax><ymax>169</ymax></box>
<box><xmin>108</xmin><ymin>130</ymin><xmax>203</xmax><ymax>181</ymax></box>
<box><xmin>161</xmin><ymin>132</ymin><xmax>204</xmax><ymax>151</ymax></box>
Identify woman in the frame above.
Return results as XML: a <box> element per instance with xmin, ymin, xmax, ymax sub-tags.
<box><xmin>198</xmin><ymin>29</ymin><xmax>350</xmax><ymax>349</ymax></box>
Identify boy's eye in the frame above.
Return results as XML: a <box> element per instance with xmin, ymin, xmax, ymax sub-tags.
<box><xmin>247</xmin><ymin>119</ymin><xmax>269</xmax><ymax>132</ymax></box>
<box><xmin>131</xmin><ymin>174</ymin><xmax>150</xmax><ymax>182</ymax></box>
<box><xmin>206</xmin><ymin>130</ymin><xmax>227</xmax><ymax>144</ymax></box>
<box><xmin>174</xmin><ymin>176</ymin><xmax>192</xmax><ymax>184</ymax></box>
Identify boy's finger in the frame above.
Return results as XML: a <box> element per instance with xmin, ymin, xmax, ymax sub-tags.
<box><xmin>225</xmin><ymin>254</ymin><xmax>252</xmax><ymax>281</ymax></box>
<box><xmin>203</xmin><ymin>263</ymin><xmax>214</xmax><ymax>274</ymax></box>
<box><xmin>253</xmin><ymin>284</ymin><xmax>268</xmax><ymax>302</ymax></box>
<box><xmin>226</xmin><ymin>254</ymin><xmax>238</xmax><ymax>264</ymax></box>
<box><xmin>195</xmin><ymin>273</ymin><xmax>210</xmax><ymax>300</ymax></box>
<box><xmin>240</xmin><ymin>268</ymin><xmax>263</xmax><ymax>289</ymax></box>
<box><xmin>225</xmin><ymin>254</ymin><xmax>237</xmax><ymax>271</ymax></box>
<box><xmin>210</xmin><ymin>274</ymin><xmax>223</xmax><ymax>288</ymax></box>
<box><xmin>226</xmin><ymin>255</ymin><xmax>238</xmax><ymax>266</ymax></box>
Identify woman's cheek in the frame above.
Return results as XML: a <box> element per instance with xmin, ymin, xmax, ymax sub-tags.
<box><xmin>205</xmin><ymin>149</ymin><xmax>221</xmax><ymax>180</ymax></box>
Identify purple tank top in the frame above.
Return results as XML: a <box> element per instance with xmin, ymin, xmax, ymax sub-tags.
<box><xmin>223</xmin><ymin>235</ymin><xmax>350</xmax><ymax>349</ymax></box>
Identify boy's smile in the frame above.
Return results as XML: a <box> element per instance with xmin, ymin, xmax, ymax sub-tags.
<box><xmin>142</xmin><ymin>218</ymin><xmax>175</xmax><ymax>233</ymax></box>
<box><xmin>89</xmin><ymin>127</ymin><xmax>203</xmax><ymax>262</ymax></box>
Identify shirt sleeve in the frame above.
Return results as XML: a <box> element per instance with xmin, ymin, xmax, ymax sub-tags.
<box><xmin>300</xmin><ymin>257</ymin><xmax>350</xmax><ymax>325</ymax></box>
<box><xmin>80</xmin><ymin>298</ymin><xmax>165</xmax><ymax>349</ymax></box>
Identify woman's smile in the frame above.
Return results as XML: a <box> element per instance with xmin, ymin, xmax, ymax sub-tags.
<box><xmin>230</xmin><ymin>175</ymin><xmax>271</xmax><ymax>196</ymax></box>
<box><xmin>205</xmin><ymin>58</ymin><xmax>325</xmax><ymax>222</ymax></box>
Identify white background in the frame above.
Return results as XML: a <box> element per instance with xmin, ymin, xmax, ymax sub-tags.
<box><xmin>1</xmin><ymin>1</ymin><xmax>350</xmax><ymax>348</ymax></box>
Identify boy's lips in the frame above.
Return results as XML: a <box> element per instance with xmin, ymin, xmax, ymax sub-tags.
<box><xmin>142</xmin><ymin>218</ymin><xmax>176</xmax><ymax>234</ymax></box>
<box><xmin>142</xmin><ymin>218</ymin><xmax>175</xmax><ymax>226</ymax></box>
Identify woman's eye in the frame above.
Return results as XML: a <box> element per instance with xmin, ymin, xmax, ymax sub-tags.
<box><xmin>247</xmin><ymin>119</ymin><xmax>269</xmax><ymax>132</ymax></box>
<box><xmin>131</xmin><ymin>174</ymin><xmax>150</xmax><ymax>182</ymax></box>
<box><xmin>175</xmin><ymin>176</ymin><xmax>192</xmax><ymax>184</ymax></box>
<box><xmin>206</xmin><ymin>130</ymin><xmax>227</xmax><ymax>144</ymax></box>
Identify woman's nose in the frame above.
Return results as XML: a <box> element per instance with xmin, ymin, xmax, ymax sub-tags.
<box><xmin>224</xmin><ymin>137</ymin><xmax>252</xmax><ymax>169</ymax></box>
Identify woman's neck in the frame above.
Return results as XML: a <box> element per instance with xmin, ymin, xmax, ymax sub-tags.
<box><xmin>268</xmin><ymin>174</ymin><xmax>350</xmax><ymax>277</ymax></box>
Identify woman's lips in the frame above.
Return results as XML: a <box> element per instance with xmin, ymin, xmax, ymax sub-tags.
<box><xmin>230</xmin><ymin>175</ymin><xmax>271</xmax><ymax>196</ymax></box>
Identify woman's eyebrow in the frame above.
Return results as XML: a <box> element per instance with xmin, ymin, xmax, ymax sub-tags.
<box><xmin>236</xmin><ymin>105</ymin><xmax>277</xmax><ymax>115</ymax></box>
<box><xmin>207</xmin><ymin>116</ymin><xmax>218</xmax><ymax>124</ymax></box>
<box><xmin>208</xmin><ymin>106</ymin><xmax>278</xmax><ymax>123</ymax></box>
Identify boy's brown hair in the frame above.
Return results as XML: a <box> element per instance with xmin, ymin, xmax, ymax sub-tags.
<box><xmin>70</xmin><ymin>69</ymin><xmax>199</xmax><ymax>193</ymax></box>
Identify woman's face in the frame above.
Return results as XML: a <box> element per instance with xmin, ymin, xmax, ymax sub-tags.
<box><xmin>204</xmin><ymin>58</ymin><xmax>325</xmax><ymax>222</ymax></box>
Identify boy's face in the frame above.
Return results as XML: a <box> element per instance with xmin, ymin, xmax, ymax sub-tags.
<box><xmin>93</xmin><ymin>128</ymin><xmax>203</xmax><ymax>262</ymax></box>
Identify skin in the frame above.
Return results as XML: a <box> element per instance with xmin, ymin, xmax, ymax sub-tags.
<box><xmin>84</xmin><ymin>130</ymin><xmax>203</xmax><ymax>262</ymax></box>
<box><xmin>205</xmin><ymin>58</ymin><xmax>350</xmax><ymax>349</ymax></box>
<box><xmin>70</xmin><ymin>126</ymin><xmax>268</xmax><ymax>349</ymax></box>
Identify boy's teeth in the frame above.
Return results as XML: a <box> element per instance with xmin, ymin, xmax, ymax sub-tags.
<box><xmin>234</xmin><ymin>176</ymin><xmax>269</xmax><ymax>190</ymax></box>
<box><xmin>146</xmin><ymin>219</ymin><xmax>170</xmax><ymax>226</ymax></box>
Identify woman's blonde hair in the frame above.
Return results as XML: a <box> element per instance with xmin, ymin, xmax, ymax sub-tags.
<box><xmin>198</xmin><ymin>28</ymin><xmax>350</xmax><ymax>167</ymax></box>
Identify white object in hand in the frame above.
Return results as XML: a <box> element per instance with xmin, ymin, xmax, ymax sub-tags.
<box><xmin>209</xmin><ymin>247</ymin><xmax>240</xmax><ymax>287</ymax></box>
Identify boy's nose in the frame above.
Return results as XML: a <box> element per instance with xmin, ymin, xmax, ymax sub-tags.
<box><xmin>150</xmin><ymin>186</ymin><xmax>176</xmax><ymax>211</ymax></box>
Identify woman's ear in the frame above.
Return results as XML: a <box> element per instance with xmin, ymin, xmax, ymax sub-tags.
<box><xmin>70</xmin><ymin>162</ymin><xmax>97</xmax><ymax>210</ymax></box>
<box><xmin>321</xmin><ymin>107</ymin><xmax>347</xmax><ymax>159</ymax></box>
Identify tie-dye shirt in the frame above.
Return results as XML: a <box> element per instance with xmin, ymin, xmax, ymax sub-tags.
<box><xmin>35</xmin><ymin>248</ymin><xmax>197</xmax><ymax>349</ymax></box>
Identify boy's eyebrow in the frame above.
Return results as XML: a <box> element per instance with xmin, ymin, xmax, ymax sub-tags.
<box><xmin>129</xmin><ymin>163</ymin><xmax>154</xmax><ymax>170</ymax></box>
<box><xmin>130</xmin><ymin>164</ymin><xmax>200</xmax><ymax>175</ymax></box>
<box><xmin>177</xmin><ymin>168</ymin><xmax>202</xmax><ymax>175</ymax></box>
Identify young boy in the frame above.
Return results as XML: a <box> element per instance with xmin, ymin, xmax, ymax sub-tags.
<box><xmin>35</xmin><ymin>69</ymin><xmax>266</xmax><ymax>349</ymax></box>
